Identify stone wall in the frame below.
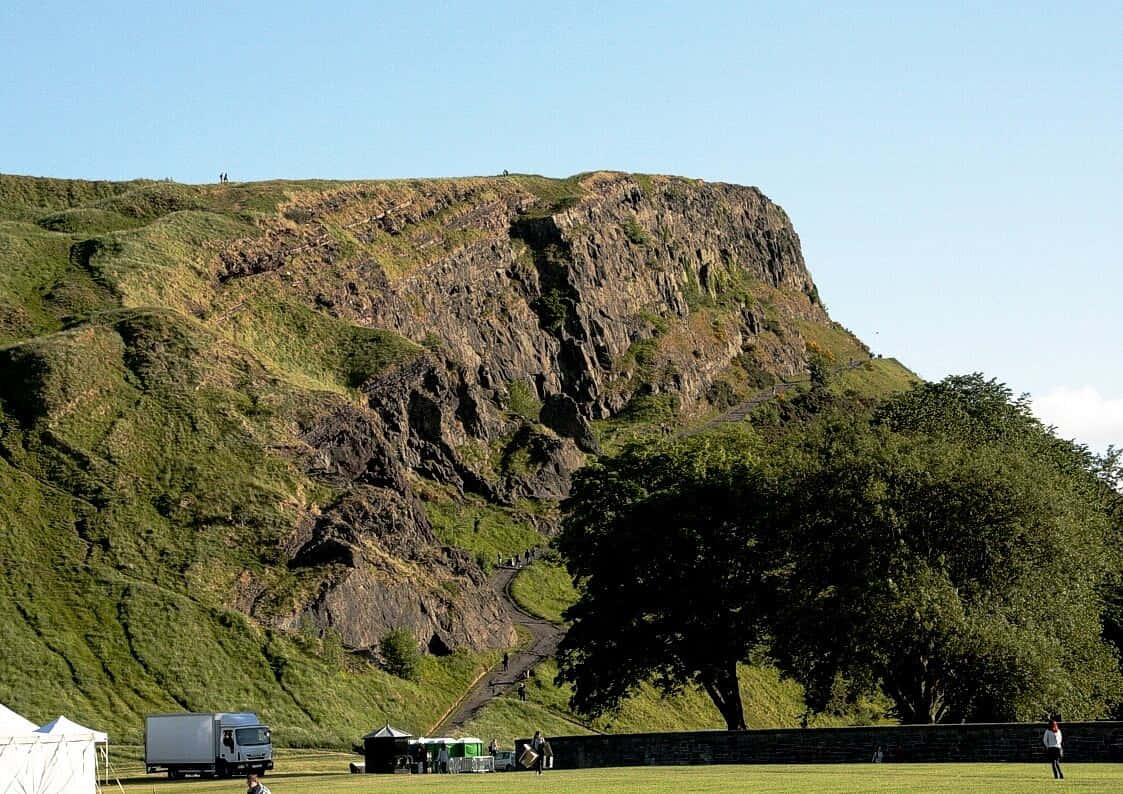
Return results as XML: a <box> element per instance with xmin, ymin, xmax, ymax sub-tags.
<box><xmin>519</xmin><ymin>722</ymin><xmax>1123</xmax><ymax>769</ymax></box>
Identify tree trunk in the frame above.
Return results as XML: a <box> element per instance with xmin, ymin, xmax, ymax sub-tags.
<box><xmin>886</xmin><ymin>669</ymin><xmax>946</xmax><ymax>724</ymax></box>
<box><xmin>700</xmin><ymin>662</ymin><xmax>746</xmax><ymax>730</ymax></box>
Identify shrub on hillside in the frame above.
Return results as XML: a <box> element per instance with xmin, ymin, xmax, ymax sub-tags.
<box><xmin>505</xmin><ymin>379</ymin><xmax>542</xmax><ymax>421</ymax></box>
<box><xmin>380</xmin><ymin>629</ymin><xmax>421</xmax><ymax>681</ymax></box>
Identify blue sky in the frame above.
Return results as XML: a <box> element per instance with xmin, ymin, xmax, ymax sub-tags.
<box><xmin>3</xmin><ymin>1</ymin><xmax>1120</xmax><ymax>449</ymax></box>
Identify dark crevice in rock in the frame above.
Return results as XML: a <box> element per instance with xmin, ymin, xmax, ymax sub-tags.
<box><xmin>428</xmin><ymin>633</ymin><xmax>453</xmax><ymax>657</ymax></box>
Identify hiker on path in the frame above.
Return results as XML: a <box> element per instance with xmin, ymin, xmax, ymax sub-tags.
<box><xmin>518</xmin><ymin>681</ymin><xmax>527</xmax><ymax>701</ymax></box>
<box><xmin>502</xmin><ymin>652</ymin><xmax>509</xmax><ymax>671</ymax></box>
<box><xmin>1043</xmin><ymin>718</ymin><xmax>1064</xmax><ymax>779</ymax></box>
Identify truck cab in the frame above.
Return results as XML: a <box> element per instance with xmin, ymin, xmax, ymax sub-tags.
<box><xmin>216</xmin><ymin>713</ymin><xmax>273</xmax><ymax>776</ymax></box>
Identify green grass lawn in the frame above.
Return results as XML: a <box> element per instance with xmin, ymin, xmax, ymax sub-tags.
<box><xmin>111</xmin><ymin>751</ymin><xmax>1123</xmax><ymax>793</ymax></box>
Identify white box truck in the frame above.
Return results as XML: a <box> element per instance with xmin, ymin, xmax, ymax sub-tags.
<box><xmin>145</xmin><ymin>712</ymin><xmax>274</xmax><ymax>779</ymax></box>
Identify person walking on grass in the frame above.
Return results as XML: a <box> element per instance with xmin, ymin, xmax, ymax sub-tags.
<box><xmin>1043</xmin><ymin>717</ymin><xmax>1064</xmax><ymax>779</ymax></box>
<box><xmin>246</xmin><ymin>773</ymin><xmax>271</xmax><ymax>794</ymax></box>
<box><xmin>531</xmin><ymin>730</ymin><xmax>547</xmax><ymax>775</ymax></box>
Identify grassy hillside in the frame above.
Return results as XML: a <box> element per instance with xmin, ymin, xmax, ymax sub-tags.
<box><xmin>0</xmin><ymin>308</ymin><xmax>480</xmax><ymax>744</ymax></box>
<box><xmin>0</xmin><ymin>177</ymin><xmax>455</xmax><ymax>742</ymax></box>
<box><xmin>0</xmin><ymin>173</ymin><xmax>914</xmax><ymax>745</ymax></box>
<box><xmin>461</xmin><ymin>656</ymin><xmax>889</xmax><ymax>742</ymax></box>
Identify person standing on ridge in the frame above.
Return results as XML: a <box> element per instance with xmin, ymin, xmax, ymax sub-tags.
<box><xmin>1043</xmin><ymin>717</ymin><xmax>1064</xmax><ymax>779</ymax></box>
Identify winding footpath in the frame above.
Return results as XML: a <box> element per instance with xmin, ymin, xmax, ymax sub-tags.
<box><xmin>677</xmin><ymin>359</ymin><xmax>867</xmax><ymax>439</ymax></box>
<box><xmin>433</xmin><ymin>565</ymin><xmax>565</xmax><ymax>733</ymax></box>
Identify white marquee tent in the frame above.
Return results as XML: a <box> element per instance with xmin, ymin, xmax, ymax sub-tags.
<box><xmin>0</xmin><ymin>706</ymin><xmax>36</xmax><ymax>735</ymax></box>
<box><xmin>0</xmin><ymin>706</ymin><xmax>111</xmax><ymax>794</ymax></box>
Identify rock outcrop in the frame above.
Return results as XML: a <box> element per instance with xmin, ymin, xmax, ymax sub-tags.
<box><xmin>290</xmin><ymin>486</ymin><xmax>515</xmax><ymax>653</ymax></box>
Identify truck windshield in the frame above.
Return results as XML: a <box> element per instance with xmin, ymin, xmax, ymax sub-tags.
<box><xmin>235</xmin><ymin>727</ymin><xmax>271</xmax><ymax>746</ymax></box>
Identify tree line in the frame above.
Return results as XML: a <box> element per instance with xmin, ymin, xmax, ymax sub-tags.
<box><xmin>556</xmin><ymin>375</ymin><xmax>1123</xmax><ymax>728</ymax></box>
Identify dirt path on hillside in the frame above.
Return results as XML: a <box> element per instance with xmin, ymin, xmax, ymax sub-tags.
<box><xmin>677</xmin><ymin>359</ymin><xmax>866</xmax><ymax>439</ymax></box>
<box><xmin>434</xmin><ymin>565</ymin><xmax>565</xmax><ymax>733</ymax></box>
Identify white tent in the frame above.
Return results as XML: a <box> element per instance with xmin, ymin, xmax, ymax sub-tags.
<box><xmin>0</xmin><ymin>705</ymin><xmax>37</xmax><ymax>735</ymax></box>
<box><xmin>0</xmin><ymin>707</ymin><xmax>110</xmax><ymax>794</ymax></box>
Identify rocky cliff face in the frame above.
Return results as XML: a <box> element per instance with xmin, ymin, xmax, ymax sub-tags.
<box><xmin>200</xmin><ymin>173</ymin><xmax>835</xmax><ymax>661</ymax></box>
<box><xmin>225</xmin><ymin>173</ymin><xmax>822</xmax><ymax>410</ymax></box>
<box><xmin>221</xmin><ymin>173</ymin><xmax>824</xmax><ymax>466</ymax></box>
<box><xmin>208</xmin><ymin>172</ymin><xmax>833</xmax><ymax>653</ymax></box>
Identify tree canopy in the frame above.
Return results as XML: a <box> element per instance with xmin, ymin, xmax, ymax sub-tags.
<box><xmin>556</xmin><ymin>375</ymin><xmax>1123</xmax><ymax>727</ymax></box>
<box><xmin>768</xmin><ymin>413</ymin><xmax>1121</xmax><ymax>722</ymax></box>
<box><xmin>556</xmin><ymin>429</ymin><xmax>769</xmax><ymax>730</ymax></box>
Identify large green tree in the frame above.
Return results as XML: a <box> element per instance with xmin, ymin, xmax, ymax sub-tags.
<box><xmin>768</xmin><ymin>377</ymin><xmax>1123</xmax><ymax>722</ymax></box>
<box><xmin>557</xmin><ymin>375</ymin><xmax>1123</xmax><ymax>727</ymax></box>
<box><xmin>556</xmin><ymin>430</ymin><xmax>769</xmax><ymax>730</ymax></box>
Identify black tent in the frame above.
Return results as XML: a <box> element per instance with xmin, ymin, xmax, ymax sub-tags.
<box><xmin>362</xmin><ymin>724</ymin><xmax>412</xmax><ymax>773</ymax></box>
